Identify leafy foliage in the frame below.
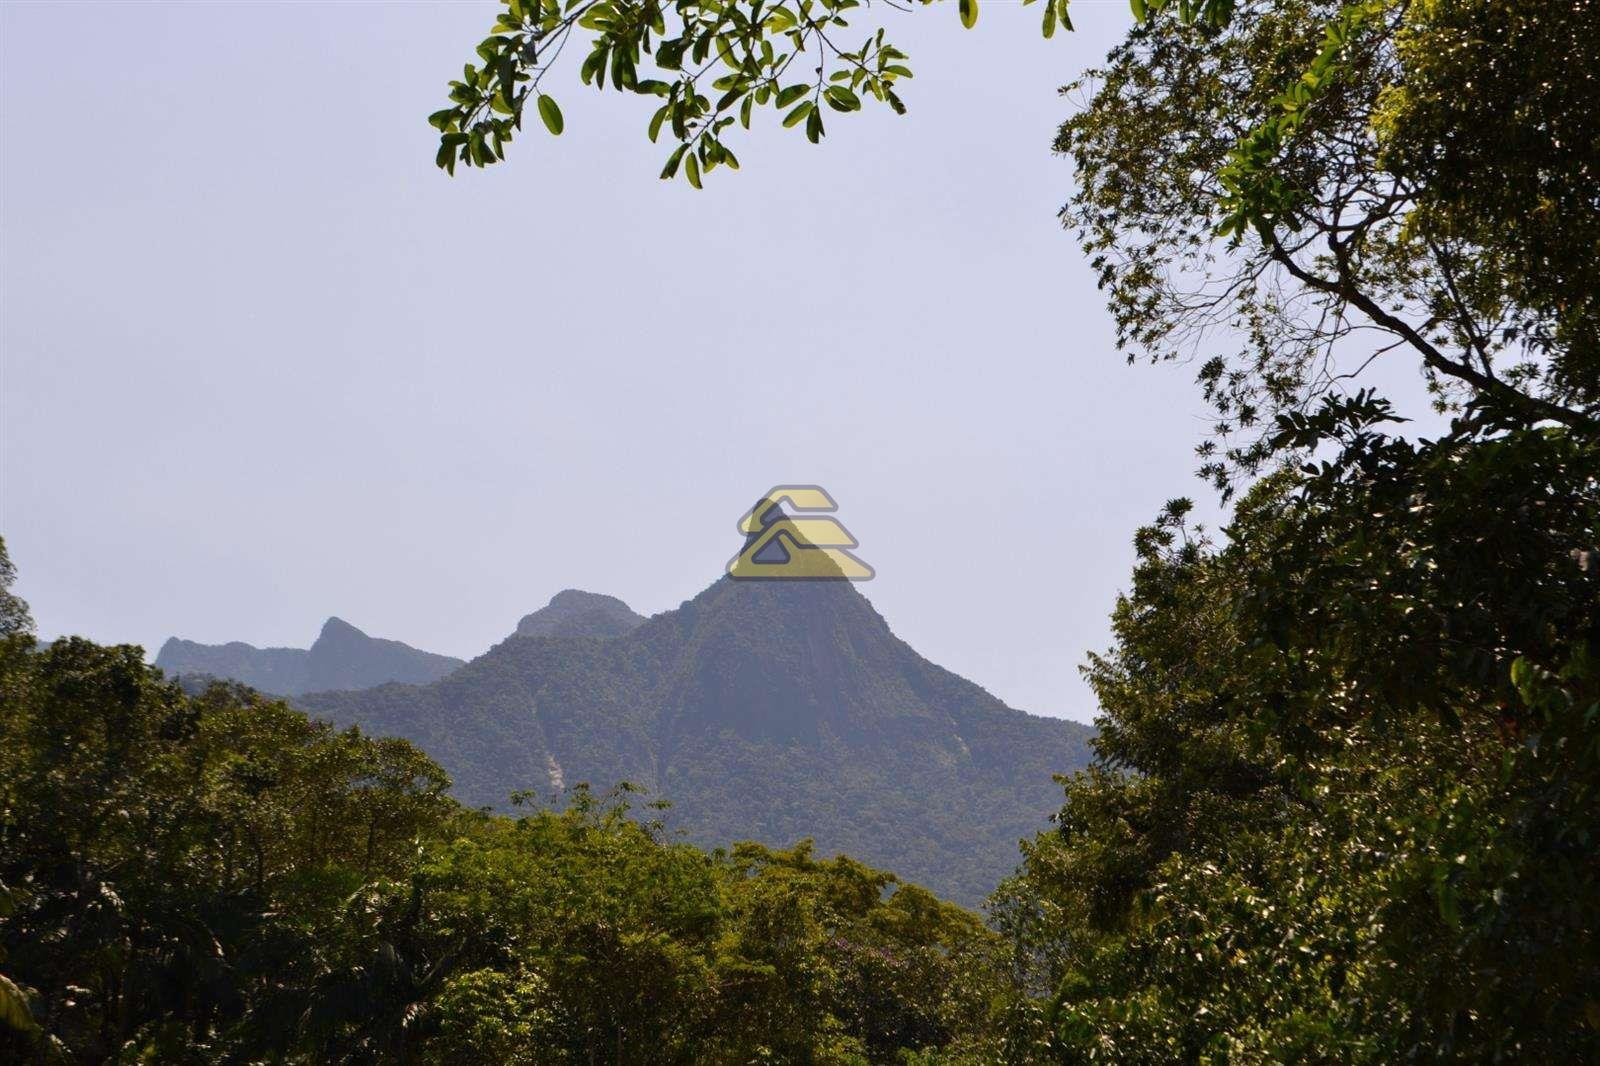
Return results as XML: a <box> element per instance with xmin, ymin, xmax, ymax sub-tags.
<box><xmin>0</xmin><ymin>623</ymin><xmax>1012</xmax><ymax>1063</ymax></box>
<box><xmin>993</xmin><ymin>18</ymin><xmax>1600</xmax><ymax>1046</ymax></box>
<box><xmin>1058</xmin><ymin>0</ymin><xmax>1600</xmax><ymax>492</ymax></box>
<box><xmin>425</xmin><ymin>0</ymin><xmax>1162</xmax><ymax>183</ymax></box>
<box><xmin>0</xmin><ymin>633</ymin><xmax>454</xmax><ymax>1063</ymax></box>
<box><xmin>0</xmin><ymin>537</ymin><xmax>31</xmax><ymax>639</ymax></box>
<box><xmin>994</xmin><ymin>408</ymin><xmax>1600</xmax><ymax>1060</ymax></box>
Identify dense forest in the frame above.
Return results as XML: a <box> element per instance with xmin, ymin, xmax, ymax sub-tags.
<box><xmin>4</xmin><ymin>0</ymin><xmax>1599</xmax><ymax>1060</ymax></box>
<box><xmin>0</xmin><ymin>578</ymin><xmax>1010</xmax><ymax>1062</ymax></box>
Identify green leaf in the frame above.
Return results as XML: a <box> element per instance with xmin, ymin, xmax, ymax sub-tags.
<box><xmin>580</xmin><ymin>47</ymin><xmax>606</xmax><ymax>85</ymax></box>
<box><xmin>685</xmin><ymin>152</ymin><xmax>703</xmax><ymax>189</ymax></box>
<box><xmin>783</xmin><ymin>100</ymin><xmax>814</xmax><ymax>127</ymax></box>
<box><xmin>0</xmin><ymin>974</ymin><xmax>36</xmax><ymax>1035</ymax></box>
<box><xmin>776</xmin><ymin>84</ymin><xmax>809</xmax><ymax>108</ymax></box>
<box><xmin>1130</xmin><ymin>0</ymin><xmax>1147</xmax><ymax>21</ymax></box>
<box><xmin>958</xmin><ymin>0</ymin><xmax>978</xmax><ymax>29</ymax></box>
<box><xmin>537</xmin><ymin>94</ymin><xmax>564</xmax><ymax>135</ymax></box>
<box><xmin>611</xmin><ymin>49</ymin><xmax>636</xmax><ymax>91</ymax></box>
<box><xmin>660</xmin><ymin>143</ymin><xmax>688</xmax><ymax>179</ymax></box>
<box><xmin>824</xmin><ymin>85</ymin><xmax>860</xmax><ymax>112</ymax></box>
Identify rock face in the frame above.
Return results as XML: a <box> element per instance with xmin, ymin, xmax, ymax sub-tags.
<box><xmin>299</xmin><ymin>577</ymin><xmax>1094</xmax><ymax>907</ymax></box>
<box><xmin>155</xmin><ymin>618</ymin><xmax>463</xmax><ymax>696</ymax></box>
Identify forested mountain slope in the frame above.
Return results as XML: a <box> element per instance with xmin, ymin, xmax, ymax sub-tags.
<box><xmin>300</xmin><ymin>576</ymin><xmax>1093</xmax><ymax>905</ymax></box>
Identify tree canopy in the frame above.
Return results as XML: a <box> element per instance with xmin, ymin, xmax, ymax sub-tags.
<box><xmin>975</xmin><ymin>1</ymin><xmax>1600</xmax><ymax>1056</ymax></box>
<box><xmin>432</xmin><ymin>0</ymin><xmax>1598</xmax><ymax>487</ymax></box>
<box><xmin>1059</xmin><ymin>0</ymin><xmax>1598</xmax><ymax>489</ymax></box>
<box><xmin>0</xmin><ymin>617</ymin><xmax>1012</xmax><ymax>1062</ymax></box>
<box><xmin>427</xmin><ymin>0</ymin><xmax>1233</xmax><ymax>184</ymax></box>
<box><xmin>993</xmin><ymin>415</ymin><xmax>1600</xmax><ymax>1058</ymax></box>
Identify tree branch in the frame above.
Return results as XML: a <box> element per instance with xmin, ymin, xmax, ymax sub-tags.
<box><xmin>1265</xmin><ymin>233</ymin><xmax>1598</xmax><ymax>431</ymax></box>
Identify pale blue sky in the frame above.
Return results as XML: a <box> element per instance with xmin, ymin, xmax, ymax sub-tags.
<box><xmin>4</xmin><ymin>1</ymin><xmax>1281</xmax><ymax>722</ymax></box>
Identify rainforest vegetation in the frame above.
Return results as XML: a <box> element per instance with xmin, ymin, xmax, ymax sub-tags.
<box><xmin>0</xmin><ymin>591</ymin><xmax>1006</xmax><ymax>1062</ymax></box>
<box><xmin>3</xmin><ymin>0</ymin><xmax>1597</xmax><ymax>1060</ymax></box>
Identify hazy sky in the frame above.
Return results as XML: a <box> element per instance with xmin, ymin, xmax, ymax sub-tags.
<box><xmin>4</xmin><ymin>1</ymin><xmax>1237</xmax><ymax>723</ymax></box>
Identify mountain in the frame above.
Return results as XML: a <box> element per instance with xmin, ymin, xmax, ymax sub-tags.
<box><xmin>155</xmin><ymin>617</ymin><xmax>464</xmax><ymax>696</ymax></box>
<box><xmin>299</xmin><ymin>577</ymin><xmax>1094</xmax><ymax>906</ymax></box>
<box><xmin>514</xmin><ymin>589</ymin><xmax>646</xmax><ymax>639</ymax></box>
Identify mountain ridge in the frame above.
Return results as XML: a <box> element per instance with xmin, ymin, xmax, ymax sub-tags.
<box><xmin>299</xmin><ymin>575</ymin><xmax>1093</xmax><ymax>905</ymax></box>
<box><xmin>155</xmin><ymin>617</ymin><xmax>465</xmax><ymax>696</ymax></box>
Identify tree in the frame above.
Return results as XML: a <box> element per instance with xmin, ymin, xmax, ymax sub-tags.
<box><xmin>429</xmin><ymin>0</ymin><xmax>1597</xmax><ymax>480</ymax></box>
<box><xmin>994</xmin><ymin>413</ymin><xmax>1600</xmax><ymax>1059</ymax></box>
<box><xmin>0</xmin><ymin>601</ymin><xmax>1013</xmax><ymax>1062</ymax></box>
<box><xmin>0</xmin><ymin>537</ymin><xmax>32</xmax><ymax>637</ymax></box>
<box><xmin>984</xmin><ymin>2</ymin><xmax>1600</xmax><ymax>1056</ymax></box>
<box><xmin>0</xmin><ymin>631</ymin><xmax>457</xmax><ymax>1063</ymax></box>
<box><xmin>426</xmin><ymin>0</ymin><xmax>1235</xmax><ymax>184</ymax></box>
<box><xmin>1057</xmin><ymin>0</ymin><xmax>1598</xmax><ymax>490</ymax></box>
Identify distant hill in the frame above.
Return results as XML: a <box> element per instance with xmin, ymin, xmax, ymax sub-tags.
<box><xmin>299</xmin><ymin>577</ymin><xmax>1094</xmax><ymax>906</ymax></box>
<box><xmin>155</xmin><ymin>617</ymin><xmax>463</xmax><ymax>695</ymax></box>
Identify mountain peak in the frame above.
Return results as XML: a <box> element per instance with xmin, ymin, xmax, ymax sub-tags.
<box><xmin>316</xmin><ymin>616</ymin><xmax>366</xmax><ymax>641</ymax></box>
<box><xmin>302</xmin><ymin>570</ymin><xmax>1093</xmax><ymax>906</ymax></box>
<box><xmin>547</xmin><ymin>589</ymin><xmax>634</xmax><ymax>612</ymax></box>
<box><xmin>155</xmin><ymin>618</ymin><xmax>463</xmax><ymax>696</ymax></box>
<box><xmin>515</xmin><ymin>589</ymin><xmax>646</xmax><ymax>640</ymax></box>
